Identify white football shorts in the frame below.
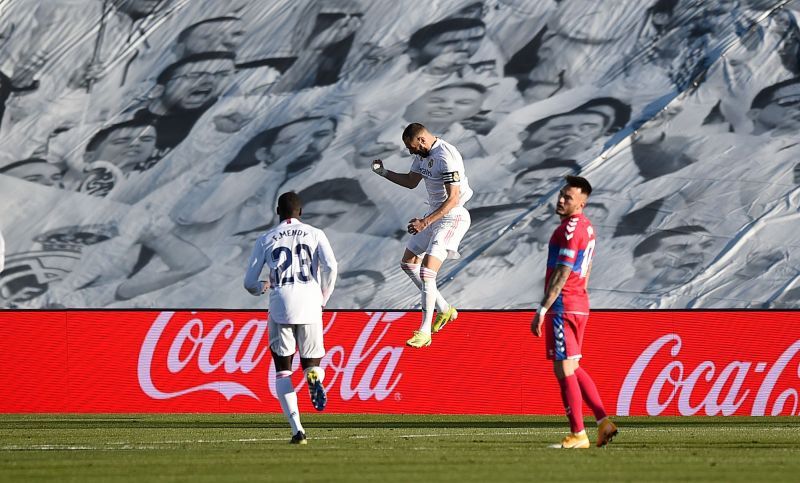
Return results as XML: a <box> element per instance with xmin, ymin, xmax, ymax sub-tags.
<box><xmin>406</xmin><ymin>206</ymin><xmax>471</xmax><ymax>261</ymax></box>
<box><xmin>268</xmin><ymin>319</ymin><xmax>325</xmax><ymax>358</ymax></box>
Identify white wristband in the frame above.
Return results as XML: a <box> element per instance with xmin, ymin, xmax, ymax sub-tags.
<box><xmin>537</xmin><ymin>306</ymin><xmax>547</xmax><ymax>317</ymax></box>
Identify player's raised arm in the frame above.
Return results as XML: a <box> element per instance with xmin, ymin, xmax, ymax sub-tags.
<box><xmin>372</xmin><ymin>158</ymin><xmax>423</xmax><ymax>188</ymax></box>
<box><xmin>243</xmin><ymin>236</ymin><xmax>268</xmax><ymax>295</ymax></box>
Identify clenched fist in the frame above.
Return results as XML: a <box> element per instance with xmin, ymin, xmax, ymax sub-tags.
<box><xmin>371</xmin><ymin>159</ymin><xmax>387</xmax><ymax>177</ymax></box>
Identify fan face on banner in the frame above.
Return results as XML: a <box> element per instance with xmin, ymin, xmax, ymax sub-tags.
<box><xmin>1</xmin><ymin>0</ymin><xmax>799</xmax><ymax>309</ymax></box>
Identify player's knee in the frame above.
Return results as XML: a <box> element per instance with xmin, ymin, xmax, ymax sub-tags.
<box><xmin>401</xmin><ymin>249</ymin><xmax>420</xmax><ymax>265</ymax></box>
<box><xmin>400</xmin><ymin>261</ymin><xmax>418</xmax><ymax>272</ymax></box>
<box><xmin>426</xmin><ymin>246</ymin><xmax>448</xmax><ymax>263</ymax></box>
<box><xmin>553</xmin><ymin>359</ymin><xmax>577</xmax><ymax>378</ymax></box>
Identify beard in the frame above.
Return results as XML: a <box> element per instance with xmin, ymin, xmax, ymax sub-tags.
<box><xmin>412</xmin><ymin>147</ymin><xmax>430</xmax><ymax>157</ymax></box>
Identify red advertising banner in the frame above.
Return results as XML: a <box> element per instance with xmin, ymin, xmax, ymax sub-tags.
<box><xmin>0</xmin><ymin>310</ymin><xmax>798</xmax><ymax>416</ymax></box>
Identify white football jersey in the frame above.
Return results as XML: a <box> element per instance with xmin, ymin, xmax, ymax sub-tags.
<box><xmin>244</xmin><ymin>218</ymin><xmax>337</xmax><ymax>324</ymax></box>
<box><xmin>410</xmin><ymin>138</ymin><xmax>473</xmax><ymax>210</ymax></box>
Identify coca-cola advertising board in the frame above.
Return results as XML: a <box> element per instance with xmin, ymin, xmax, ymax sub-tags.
<box><xmin>1</xmin><ymin>310</ymin><xmax>798</xmax><ymax>416</ymax></box>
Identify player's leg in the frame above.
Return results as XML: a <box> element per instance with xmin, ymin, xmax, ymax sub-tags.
<box><xmin>400</xmin><ymin>248</ymin><xmax>424</xmax><ymax>291</ymax></box>
<box><xmin>401</xmin><ymin>249</ymin><xmax>451</xmax><ymax>313</ymax></box>
<box><xmin>574</xmin><ymin>365</ymin><xmax>607</xmax><ymax>422</ymax></box>
<box><xmin>548</xmin><ymin>313</ymin><xmax>589</xmax><ymax>449</ymax></box>
<box><xmin>297</xmin><ymin>322</ymin><xmax>327</xmax><ymax>412</ymax></box>
<box><xmin>430</xmin><ymin>208</ymin><xmax>470</xmax><ymax>333</ymax></box>
<box><xmin>574</xmin><ymin>364</ymin><xmax>618</xmax><ymax>446</ymax></box>
<box><xmin>404</xmin><ymin>229</ymin><xmax>436</xmax><ymax>348</ymax></box>
<box><xmin>570</xmin><ymin>315</ymin><xmax>617</xmax><ymax>446</ymax></box>
<box><xmin>301</xmin><ymin>357</ymin><xmax>326</xmax><ymax>411</ymax></box>
<box><xmin>269</xmin><ymin>320</ymin><xmax>306</xmax><ymax>444</ymax></box>
<box><xmin>405</xmin><ymin>251</ymin><xmax>441</xmax><ymax>348</ymax></box>
<box><xmin>419</xmin><ymin>252</ymin><xmax>444</xmax><ymax>334</ymax></box>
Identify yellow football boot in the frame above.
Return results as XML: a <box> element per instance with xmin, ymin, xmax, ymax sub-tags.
<box><xmin>555</xmin><ymin>431</ymin><xmax>591</xmax><ymax>449</ymax></box>
<box><xmin>432</xmin><ymin>306</ymin><xmax>458</xmax><ymax>333</ymax></box>
<box><xmin>406</xmin><ymin>330</ymin><xmax>432</xmax><ymax>348</ymax></box>
<box><xmin>596</xmin><ymin>418</ymin><xmax>618</xmax><ymax>447</ymax></box>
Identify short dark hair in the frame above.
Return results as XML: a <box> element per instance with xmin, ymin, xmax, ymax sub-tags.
<box><xmin>750</xmin><ymin>77</ymin><xmax>800</xmax><ymax>109</ymax></box>
<box><xmin>430</xmin><ymin>81</ymin><xmax>487</xmax><ymax>95</ymax></box>
<box><xmin>651</xmin><ymin>0</ymin><xmax>679</xmax><ymax>15</ymax></box>
<box><xmin>633</xmin><ymin>225</ymin><xmax>708</xmax><ymax>258</ymax></box>
<box><xmin>0</xmin><ymin>158</ymin><xmax>55</xmax><ymax>173</ymax></box>
<box><xmin>524</xmin><ymin>97</ymin><xmax>631</xmax><ymax>137</ymax></box>
<box><xmin>407</xmin><ymin>17</ymin><xmax>485</xmax><ymax>68</ymax></box>
<box><xmin>402</xmin><ymin>122</ymin><xmax>427</xmax><ymax>141</ymax></box>
<box><xmin>564</xmin><ymin>175</ymin><xmax>592</xmax><ymax>196</ymax></box>
<box><xmin>224</xmin><ymin>116</ymin><xmax>336</xmax><ymax>173</ymax></box>
<box><xmin>85</xmin><ymin>119</ymin><xmax>156</xmax><ymax>153</ymax></box>
<box><xmin>577</xmin><ymin>97</ymin><xmax>631</xmax><ymax>133</ymax></box>
<box><xmin>298</xmin><ymin>178</ymin><xmax>375</xmax><ymax>206</ymax></box>
<box><xmin>277</xmin><ymin>191</ymin><xmax>302</xmax><ymax>218</ymax></box>
<box><xmin>156</xmin><ymin>51</ymin><xmax>236</xmax><ymax>84</ymax></box>
<box><xmin>176</xmin><ymin>16</ymin><xmax>241</xmax><ymax>45</ymax></box>
<box><xmin>408</xmin><ymin>17</ymin><xmax>485</xmax><ymax>52</ymax></box>
<box><xmin>513</xmin><ymin>159</ymin><xmax>580</xmax><ymax>183</ymax></box>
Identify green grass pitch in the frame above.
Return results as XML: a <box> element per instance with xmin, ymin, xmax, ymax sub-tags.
<box><xmin>1</xmin><ymin>415</ymin><xmax>798</xmax><ymax>482</ymax></box>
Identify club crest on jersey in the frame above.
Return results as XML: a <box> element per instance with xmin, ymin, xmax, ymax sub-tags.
<box><xmin>428</xmin><ymin>159</ymin><xmax>434</xmax><ymax>168</ymax></box>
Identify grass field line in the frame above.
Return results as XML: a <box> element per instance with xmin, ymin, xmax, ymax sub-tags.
<box><xmin>2</xmin><ymin>425</ymin><xmax>798</xmax><ymax>452</ymax></box>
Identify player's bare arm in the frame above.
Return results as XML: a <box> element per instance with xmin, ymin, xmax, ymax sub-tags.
<box><xmin>371</xmin><ymin>159</ymin><xmax>423</xmax><ymax>188</ymax></box>
<box><xmin>532</xmin><ymin>264</ymin><xmax>571</xmax><ymax>337</ymax></box>
<box><xmin>408</xmin><ymin>183</ymin><xmax>460</xmax><ymax>235</ymax></box>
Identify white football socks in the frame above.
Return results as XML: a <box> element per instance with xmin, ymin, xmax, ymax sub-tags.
<box><xmin>420</xmin><ymin>267</ymin><xmax>439</xmax><ymax>334</ymax></box>
<box><xmin>275</xmin><ymin>371</ymin><xmax>303</xmax><ymax>434</ymax></box>
<box><xmin>401</xmin><ymin>262</ymin><xmax>450</xmax><ymax>313</ymax></box>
